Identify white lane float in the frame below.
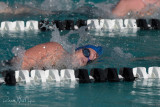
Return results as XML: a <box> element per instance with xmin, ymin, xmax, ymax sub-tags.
<box><xmin>60</xmin><ymin>69</ymin><xmax>76</xmax><ymax>81</ymax></box>
<box><xmin>45</xmin><ymin>69</ymin><xmax>60</xmax><ymax>82</ymax></box>
<box><xmin>124</xmin><ymin>19</ymin><xmax>138</xmax><ymax>29</ymax></box>
<box><xmin>133</xmin><ymin>67</ymin><xmax>148</xmax><ymax>78</ymax></box>
<box><xmin>87</xmin><ymin>19</ymin><xmax>127</xmax><ymax>30</ymax></box>
<box><xmin>30</xmin><ymin>70</ymin><xmax>47</xmax><ymax>83</ymax></box>
<box><xmin>26</xmin><ymin>20</ymin><xmax>39</xmax><ymax>30</ymax></box>
<box><xmin>148</xmin><ymin>67</ymin><xmax>160</xmax><ymax>78</ymax></box>
<box><xmin>1</xmin><ymin>21</ymin><xmax>15</xmax><ymax>31</ymax></box>
<box><xmin>0</xmin><ymin>20</ymin><xmax>39</xmax><ymax>31</ymax></box>
<box><xmin>9</xmin><ymin>69</ymin><xmax>77</xmax><ymax>84</ymax></box>
<box><xmin>17</xmin><ymin>70</ymin><xmax>30</xmax><ymax>83</ymax></box>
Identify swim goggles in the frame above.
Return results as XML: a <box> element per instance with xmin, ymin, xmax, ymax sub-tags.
<box><xmin>82</xmin><ymin>48</ymin><xmax>93</xmax><ymax>64</ymax></box>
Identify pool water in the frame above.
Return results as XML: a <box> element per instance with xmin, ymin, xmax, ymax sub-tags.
<box><xmin>1</xmin><ymin>0</ymin><xmax>160</xmax><ymax>107</ymax></box>
<box><xmin>1</xmin><ymin>79</ymin><xmax>160</xmax><ymax>107</ymax></box>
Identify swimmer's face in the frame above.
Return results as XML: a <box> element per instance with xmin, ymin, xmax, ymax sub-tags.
<box><xmin>75</xmin><ymin>48</ymin><xmax>98</xmax><ymax>66</ymax></box>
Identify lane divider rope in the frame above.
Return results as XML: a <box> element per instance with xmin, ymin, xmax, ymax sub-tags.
<box><xmin>0</xmin><ymin>19</ymin><xmax>160</xmax><ymax>32</ymax></box>
<box><xmin>1</xmin><ymin>67</ymin><xmax>160</xmax><ymax>85</ymax></box>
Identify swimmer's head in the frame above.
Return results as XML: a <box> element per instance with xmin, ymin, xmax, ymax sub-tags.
<box><xmin>74</xmin><ymin>45</ymin><xmax>103</xmax><ymax>66</ymax></box>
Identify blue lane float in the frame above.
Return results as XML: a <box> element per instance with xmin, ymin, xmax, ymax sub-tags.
<box><xmin>1</xmin><ymin>19</ymin><xmax>160</xmax><ymax>32</ymax></box>
<box><xmin>1</xmin><ymin>66</ymin><xmax>160</xmax><ymax>86</ymax></box>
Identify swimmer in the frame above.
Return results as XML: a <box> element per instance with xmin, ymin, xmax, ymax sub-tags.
<box><xmin>0</xmin><ymin>2</ymin><xmax>53</xmax><ymax>15</ymax></box>
<box><xmin>112</xmin><ymin>0</ymin><xmax>160</xmax><ymax>17</ymax></box>
<box><xmin>10</xmin><ymin>42</ymin><xmax>102</xmax><ymax>70</ymax></box>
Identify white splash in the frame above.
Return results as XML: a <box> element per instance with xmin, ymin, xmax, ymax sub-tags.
<box><xmin>111</xmin><ymin>47</ymin><xmax>133</xmax><ymax>67</ymax></box>
<box><xmin>12</xmin><ymin>46</ymin><xmax>26</xmax><ymax>70</ymax></box>
<box><xmin>92</xmin><ymin>2</ymin><xmax>115</xmax><ymax>18</ymax></box>
<box><xmin>50</xmin><ymin>25</ymin><xmax>89</xmax><ymax>53</ymax></box>
<box><xmin>112</xmin><ymin>47</ymin><xmax>133</xmax><ymax>59</ymax></box>
<box><xmin>50</xmin><ymin>26</ymin><xmax>74</xmax><ymax>53</ymax></box>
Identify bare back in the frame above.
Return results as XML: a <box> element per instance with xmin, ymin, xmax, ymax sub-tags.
<box><xmin>21</xmin><ymin>42</ymin><xmax>65</xmax><ymax>70</ymax></box>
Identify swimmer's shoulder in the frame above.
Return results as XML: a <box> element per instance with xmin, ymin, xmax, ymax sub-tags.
<box><xmin>28</xmin><ymin>42</ymin><xmax>64</xmax><ymax>52</ymax></box>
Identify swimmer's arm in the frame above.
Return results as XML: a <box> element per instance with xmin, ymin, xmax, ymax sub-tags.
<box><xmin>112</xmin><ymin>0</ymin><xmax>130</xmax><ymax>17</ymax></box>
<box><xmin>131</xmin><ymin>56</ymin><xmax>160</xmax><ymax>61</ymax></box>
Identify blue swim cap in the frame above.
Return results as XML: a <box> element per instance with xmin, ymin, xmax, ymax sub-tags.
<box><xmin>75</xmin><ymin>45</ymin><xmax>103</xmax><ymax>56</ymax></box>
